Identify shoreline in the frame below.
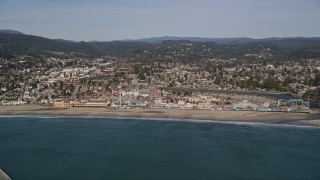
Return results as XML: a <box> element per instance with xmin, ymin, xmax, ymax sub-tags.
<box><xmin>0</xmin><ymin>105</ymin><xmax>319</xmax><ymax>126</ymax></box>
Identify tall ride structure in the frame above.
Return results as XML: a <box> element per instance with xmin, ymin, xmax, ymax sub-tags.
<box><xmin>148</xmin><ymin>78</ymin><xmax>155</xmax><ymax>108</ymax></box>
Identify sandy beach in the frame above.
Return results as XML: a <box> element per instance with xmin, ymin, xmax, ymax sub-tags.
<box><xmin>1</xmin><ymin>105</ymin><xmax>319</xmax><ymax>126</ymax></box>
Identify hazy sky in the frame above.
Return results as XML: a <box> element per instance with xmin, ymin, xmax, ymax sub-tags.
<box><xmin>0</xmin><ymin>0</ymin><xmax>319</xmax><ymax>41</ymax></box>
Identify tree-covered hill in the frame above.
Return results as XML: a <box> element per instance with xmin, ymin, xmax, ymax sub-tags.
<box><xmin>0</xmin><ymin>33</ymin><xmax>97</xmax><ymax>57</ymax></box>
<box><xmin>1</xmin><ymin>30</ymin><xmax>320</xmax><ymax>60</ymax></box>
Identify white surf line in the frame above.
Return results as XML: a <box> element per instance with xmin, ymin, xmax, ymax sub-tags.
<box><xmin>120</xmin><ymin>117</ymin><xmax>320</xmax><ymax>129</ymax></box>
<box><xmin>0</xmin><ymin>114</ymin><xmax>319</xmax><ymax>129</ymax></box>
<box><xmin>0</xmin><ymin>115</ymin><xmax>60</xmax><ymax>118</ymax></box>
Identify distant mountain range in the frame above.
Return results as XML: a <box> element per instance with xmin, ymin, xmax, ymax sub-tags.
<box><xmin>1</xmin><ymin>29</ymin><xmax>319</xmax><ymax>44</ymax></box>
<box><xmin>0</xmin><ymin>30</ymin><xmax>25</xmax><ymax>35</ymax></box>
<box><xmin>128</xmin><ymin>36</ymin><xmax>256</xmax><ymax>44</ymax></box>
<box><xmin>130</xmin><ymin>36</ymin><xmax>320</xmax><ymax>44</ymax></box>
<box><xmin>0</xmin><ymin>29</ymin><xmax>320</xmax><ymax>59</ymax></box>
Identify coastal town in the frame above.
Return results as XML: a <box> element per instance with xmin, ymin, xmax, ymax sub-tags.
<box><xmin>2</xmin><ymin>1</ymin><xmax>320</xmax><ymax>179</ymax></box>
<box><xmin>0</xmin><ymin>52</ymin><xmax>315</xmax><ymax>113</ymax></box>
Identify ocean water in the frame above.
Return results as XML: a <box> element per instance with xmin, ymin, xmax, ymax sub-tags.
<box><xmin>0</xmin><ymin>116</ymin><xmax>320</xmax><ymax>180</ymax></box>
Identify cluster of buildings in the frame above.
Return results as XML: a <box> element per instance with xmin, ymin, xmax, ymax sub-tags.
<box><xmin>0</xmin><ymin>55</ymin><xmax>315</xmax><ymax>112</ymax></box>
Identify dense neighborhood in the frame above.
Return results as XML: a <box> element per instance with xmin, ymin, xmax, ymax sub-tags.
<box><xmin>0</xmin><ymin>52</ymin><xmax>315</xmax><ymax>112</ymax></box>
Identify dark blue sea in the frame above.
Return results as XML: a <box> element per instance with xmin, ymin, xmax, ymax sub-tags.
<box><xmin>0</xmin><ymin>116</ymin><xmax>320</xmax><ymax>180</ymax></box>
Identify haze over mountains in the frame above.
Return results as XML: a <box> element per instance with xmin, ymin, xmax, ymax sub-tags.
<box><xmin>131</xmin><ymin>36</ymin><xmax>320</xmax><ymax>44</ymax></box>
<box><xmin>0</xmin><ymin>30</ymin><xmax>25</xmax><ymax>35</ymax></box>
<box><xmin>1</xmin><ymin>29</ymin><xmax>320</xmax><ymax>44</ymax></box>
<box><xmin>0</xmin><ymin>29</ymin><xmax>320</xmax><ymax>59</ymax></box>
